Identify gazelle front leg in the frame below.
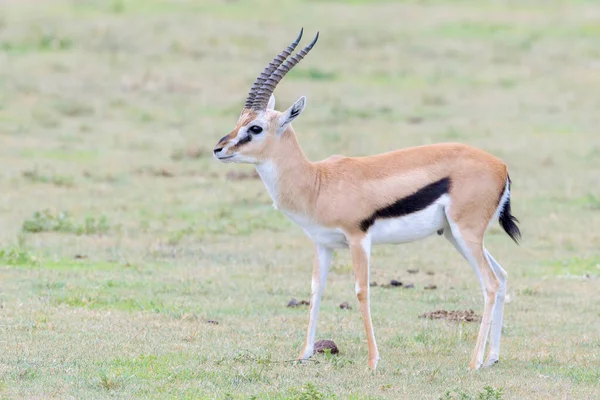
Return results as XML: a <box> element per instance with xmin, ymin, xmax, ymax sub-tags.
<box><xmin>298</xmin><ymin>243</ymin><xmax>333</xmax><ymax>361</ymax></box>
<box><xmin>348</xmin><ymin>234</ymin><xmax>380</xmax><ymax>371</ymax></box>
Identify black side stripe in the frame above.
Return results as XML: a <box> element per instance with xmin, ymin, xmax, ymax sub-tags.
<box><xmin>359</xmin><ymin>177</ymin><xmax>451</xmax><ymax>232</ymax></box>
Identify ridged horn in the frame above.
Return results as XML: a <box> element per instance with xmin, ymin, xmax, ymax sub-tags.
<box><xmin>243</xmin><ymin>28</ymin><xmax>304</xmax><ymax>109</ymax></box>
<box><xmin>252</xmin><ymin>32</ymin><xmax>319</xmax><ymax>111</ymax></box>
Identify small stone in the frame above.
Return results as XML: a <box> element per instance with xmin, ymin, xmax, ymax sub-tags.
<box><xmin>314</xmin><ymin>339</ymin><xmax>339</xmax><ymax>355</ymax></box>
<box><xmin>407</xmin><ymin>269</ymin><xmax>419</xmax><ymax>274</ymax></box>
<box><xmin>424</xmin><ymin>284</ymin><xmax>437</xmax><ymax>290</ymax></box>
<box><xmin>339</xmin><ymin>302</ymin><xmax>352</xmax><ymax>310</ymax></box>
<box><xmin>390</xmin><ymin>279</ymin><xmax>403</xmax><ymax>287</ymax></box>
<box><xmin>404</xmin><ymin>283</ymin><xmax>415</xmax><ymax>289</ymax></box>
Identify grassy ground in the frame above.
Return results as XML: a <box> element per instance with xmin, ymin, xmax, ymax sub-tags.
<box><xmin>1</xmin><ymin>0</ymin><xmax>600</xmax><ymax>398</ymax></box>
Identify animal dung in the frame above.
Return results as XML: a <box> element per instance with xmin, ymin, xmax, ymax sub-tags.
<box><xmin>390</xmin><ymin>279</ymin><xmax>403</xmax><ymax>287</ymax></box>
<box><xmin>424</xmin><ymin>284</ymin><xmax>437</xmax><ymax>290</ymax></box>
<box><xmin>339</xmin><ymin>301</ymin><xmax>352</xmax><ymax>310</ymax></box>
<box><xmin>419</xmin><ymin>309</ymin><xmax>481</xmax><ymax>323</ymax></box>
<box><xmin>314</xmin><ymin>339</ymin><xmax>339</xmax><ymax>355</ymax></box>
<box><xmin>287</xmin><ymin>298</ymin><xmax>310</xmax><ymax>307</ymax></box>
<box><xmin>407</xmin><ymin>269</ymin><xmax>419</xmax><ymax>274</ymax></box>
<box><xmin>206</xmin><ymin>320</ymin><xmax>219</xmax><ymax>325</ymax></box>
<box><xmin>369</xmin><ymin>281</ymin><xmax>378</xmax><ymax>287</ymax></box>
<box><xmin>403</xmin><ymin>283</ymin><xmax>415</xmax><ymax>289</ymax></box>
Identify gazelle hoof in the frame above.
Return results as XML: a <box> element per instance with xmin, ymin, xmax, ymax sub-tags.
<box><xmin>484</xmin><ymin>357</ymin><xmax>499</xmax><ymax>367</ymax></box>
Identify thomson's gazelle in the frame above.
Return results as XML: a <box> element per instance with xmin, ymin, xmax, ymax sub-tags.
<box><xmin>213</xmin><ymin>29</ymin><xmax>521</xmax><ymax>371</ymax></box>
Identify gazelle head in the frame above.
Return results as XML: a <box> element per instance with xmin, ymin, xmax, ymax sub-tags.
<box><xmin>213</xmin><ymin>29</ymin><xmax>319</xmax><ymax>164</ymax></box>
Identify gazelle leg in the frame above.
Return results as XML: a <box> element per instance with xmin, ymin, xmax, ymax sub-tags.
<box><xmin>444</xmin><ymin>229</ymin><xmax>486</xmax><ymax>297</ymax></box>
<box><xmin>298</xmin><ymin>243</ymin><xmax>333</xmax><ymax>360</ymax></box>
<box><xmin>444</xmin><ymin>219</ymin><xmax>499</xmax><ymax>370</ymax></box>
<box><xmin>484</xmin><ymin>249</ymin><xmax>507</xmax><ymax>366</ymax></box>
<box><xmin>348</xmin><ymin>234</ymin><xmax>379</xmax><ymax>370</ymax></box>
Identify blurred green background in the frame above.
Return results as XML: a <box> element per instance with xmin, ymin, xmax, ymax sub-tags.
<box><xmin>1</xmin><ymin>1</ymin><xmax>599</xmax><ymax>399</ymax></box>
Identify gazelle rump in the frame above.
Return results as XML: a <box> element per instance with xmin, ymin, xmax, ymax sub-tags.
<box><xmin>213</xmin><ymin>29</ymin><xmax>521</xmax><ymax>371</ymax></box>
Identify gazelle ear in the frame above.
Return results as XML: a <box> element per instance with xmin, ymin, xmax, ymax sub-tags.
<box><xmin>277</xmin><ymin>96</ymin><xmax>306</xmax><ymax>135</ymax></box>
<box><xmin>267</xmin><ymin>94</ymin><xmax>276</xmax><ymax>110</ymax></box>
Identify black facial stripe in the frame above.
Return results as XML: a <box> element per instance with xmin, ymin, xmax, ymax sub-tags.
<box><xmin>218</xmin><ymin>134</ymin><xmax>229</xmax><ymax>144</ymax></box>
<box><xmin>233</xmin><ymin>133</ymin><xmax>251</xmax><ymax>148</ymax></box>
<box><xmin>359</xmin><ymin>177</ymin><xmax>451</xmax><ymax>232</ymax></box>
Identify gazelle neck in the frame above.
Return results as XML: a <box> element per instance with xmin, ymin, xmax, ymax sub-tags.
<box><xmin>255</xmin><ymin>127</ymin><xmax>318</xmax><ymax>214</ymax></box>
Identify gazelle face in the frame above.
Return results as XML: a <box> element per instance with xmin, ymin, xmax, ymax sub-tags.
<box><xmin>213</xmin><ymin>28</ymin><xmax>316</xmax><ymax>165</ymax></box>
<box><xmin>213</xmin><ymin>95</ymin><xmax>306</xmax><ymax>165</ymax></box>
<box><xmin>213</xmin><ymin>110</ymin><xmax>276</xmax><ymax>165</ymax></box>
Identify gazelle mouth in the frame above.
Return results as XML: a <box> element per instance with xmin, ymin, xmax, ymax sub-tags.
<box><xmin>216</xmin><ymin>155</ymin><xmax>235</xmax><ymax>160</ymax></box>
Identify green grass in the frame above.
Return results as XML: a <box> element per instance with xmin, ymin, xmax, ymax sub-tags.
<box><xmin>1</xmin><ymin>0</ymin><xmax>599</xmax><ymax>398</ymax></box>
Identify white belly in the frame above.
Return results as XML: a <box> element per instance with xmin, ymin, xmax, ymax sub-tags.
<box><xmin>370</xmin><ymin>200</ymin><xmax>447</xmax><ymax>245</ymax></box>
<box><xmin>281</xmin><ymin>196</ymin><xmax>448</xmax><ymax>248</ymax></box>
<box><xmin>281</xmin><ymin>210</ymin><xmax>348</xmax><ymax>248</ymax></box>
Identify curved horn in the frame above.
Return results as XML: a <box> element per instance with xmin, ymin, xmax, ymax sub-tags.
<box><xmin>243</xmin><ymin>28</ymin><xmax>304</xmax><ymax>109</ymax></box>
<box><xmin>252</xmin><ymin>32</ymin><xmax>319</xmax><ymax>111</ymax></box>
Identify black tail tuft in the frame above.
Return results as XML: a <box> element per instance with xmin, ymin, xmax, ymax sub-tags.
<box><xmin>499</xmin><ymin>177</ymin><xmax>521</xmax><ymax>244</ymax></box>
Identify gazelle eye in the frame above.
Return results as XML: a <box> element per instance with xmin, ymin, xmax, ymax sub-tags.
<box><xmin>249</xmin><ymin>125</ymin><xmax>263</xmax><ymax>134</ymax></box>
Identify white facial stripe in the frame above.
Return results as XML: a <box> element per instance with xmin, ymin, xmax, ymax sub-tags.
<box><xmin>224</xmin><ymin>117</ymin><xmax>268</xmax><ymax>151</ymax></box>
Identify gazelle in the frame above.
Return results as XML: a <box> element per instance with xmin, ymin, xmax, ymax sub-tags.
<box><xmin>213</xmin><ymin>29</ymin><xmax>521</xmax><ymax>371</ymax></box>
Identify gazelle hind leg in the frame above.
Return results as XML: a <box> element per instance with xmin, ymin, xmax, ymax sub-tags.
<box><xmin>444</xmin><ymin>216</ymin><xmax>500</xmax><ymax>370</ymax></box>
<box><xmin>443</xmin><ymin>229</ymin><xmax>485</xmax><ymax>297</ymax></box>
<box><xmin>484</xmin><ymin>249</ymin><xmax>507</xmax><ymax>366</ymax></box>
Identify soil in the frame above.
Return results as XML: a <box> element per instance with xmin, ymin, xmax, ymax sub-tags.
<box><xmin>419</xmin><ymin>309</ymin><xmax>481</xmax><ymax>322</ymax></box>
<box><xmin>226</xmin><ymin>170</ymin><xmax>259</xmax><ymax>181</ymax></box>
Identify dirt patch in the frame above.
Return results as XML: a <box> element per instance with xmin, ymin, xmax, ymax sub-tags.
<box><xmin>171</xmin><ymin>146</ymin><xmax>211</xmax><ymax>160</ymax></box>
<box><xmin>419</xmin><ymin>309</ymin><xmax>481</xmax><ymax>323</ymax></box>
<box><xmin>134</xmin><ymin>166</ymin><xmax>175</xmax><ymax>178</ymax></box>
<box><xmin>226</xmin><ymin>170</ymin><xmax>260</xmax><ymax>181</ymax></box>
<box><xmin>375</xmin><ymin>280</ymin><xmax>416</xmax><ymax>289</ymax></box>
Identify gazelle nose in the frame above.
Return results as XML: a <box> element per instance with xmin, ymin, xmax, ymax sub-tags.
<box><xmin>213</xmin><ymin>147</ymin><xmax>223</xmax><ymax>154</ymax></box>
